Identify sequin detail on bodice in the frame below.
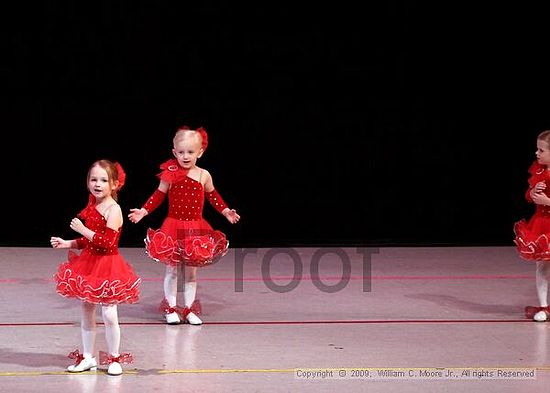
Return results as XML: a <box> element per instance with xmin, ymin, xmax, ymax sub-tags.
<box><xmin>167</xmin><ymin>177</ymin><xmax>205</xmax><ymax>221</ymax></box>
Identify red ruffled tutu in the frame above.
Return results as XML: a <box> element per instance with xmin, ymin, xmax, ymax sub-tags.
<box><xmin>55</xmin><ymin>250</ymin><xmax>141</xmax><ymax>304</ymax></box>
<box><xmin>514</xmin><ymin>217</ymin><xmax>550</xmax><ymax>261</ymax></box>
<box><xmin>145</xmin><ymin>217</ymin><xmax>229</xmax><ymax>267</ymax></box>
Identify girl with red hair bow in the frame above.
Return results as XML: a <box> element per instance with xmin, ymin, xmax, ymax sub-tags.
<box><xmin>51</xmin><ymin>159</ymin><xmax>141</xmax><ymax>375</ymax></box>
<box><xmin>129</xmin><ymin>126</ymin><xmax>240</xmax><ymax>326</ymax></box>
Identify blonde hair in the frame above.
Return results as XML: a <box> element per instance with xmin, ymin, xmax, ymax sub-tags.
<box><xmin>538</xmin><ymin>130</ymin><xmax>550</xmax><ymax>146</ymax></box>
<box><xmin>173</xmin><ymin>126</ymin><xmax>209</xmax><ymax>151</ymax></box>
<box><xmin>173</xmin><ymin>129</ymin><xmax>203</xmax><ymax>147</ymax></box>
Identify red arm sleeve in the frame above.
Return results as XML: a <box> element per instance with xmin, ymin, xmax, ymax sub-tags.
<box><xmin>142</xmin><ymin>189</ymin><xmax>167</xmax><ymax>214</ymax></box>
<box><xmin>205</xmin><ymin>189</ymin><xmax>228</xmax><ymax>213</ymax></box>
<box><xmin>91</xmin><ymin>227</ymin><xmax>119</xmax><ymax>249</ymax></box>
<box><xmin>75</xmin><ymin>237</ymin><xmax>87</xmax><ymax>249</ymax></box>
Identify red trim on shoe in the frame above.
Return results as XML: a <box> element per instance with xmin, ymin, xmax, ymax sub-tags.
<box><xmin>176</xmin><ymin>299</ymin><xmax>202</xmax><ymax>318</ymax></box>
<box><xmin>99</xmin><ymin>351</ymin><xmax>133</xmax><ymax>365</ymax></box>
<box><xmin>159</xmin><ymin>298</ymin><xmax>202</xmax><ymax>318</ymax></box>
<box><xmin>525</xmin><ymin>306</ymin><xmax>550</xmax><ymax>319</ymax></box>
<box><xmin>68</xmin><ymin>349</ymin><xmax>84</xmax><ymax>365</ymax></box>
<box><xmin>159</xmin><ymin>298</ymin><xmax>179</xmax><ymax>315</ymax></box>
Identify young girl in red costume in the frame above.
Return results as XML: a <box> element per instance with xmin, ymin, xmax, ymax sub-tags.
<box><xmin>51</xmin><ymin>159</ymin><xmax>141</xmax><ymax>375</ymax></box>
<box><xmin>515</xmin><ymin>130</ymin><xmax>550</xmax><ymax>322</ymax></box>
<box><xmin>129</xmin><ymin>126</ymin><xmax>240</xmax><ymax>325</ymax></box>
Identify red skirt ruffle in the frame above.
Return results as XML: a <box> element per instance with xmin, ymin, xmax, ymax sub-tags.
<box><xmin>54</xmin><ymin>250</ymin><xmax>141</xmax><ymax>304</ymax></box>
<box><xmin>145</xmin><ymin>217</ymin><xmax>229</xmax><ymax>267</ymax></box>
<box><xmin>514</xmin><ymin>216</ymin><xmax>550</xmax><ymax>261</ymax></box>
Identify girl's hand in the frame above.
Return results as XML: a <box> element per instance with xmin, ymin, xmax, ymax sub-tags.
<box><xmin>530</xmin><ymin>181</ymin><xmax>546</xmax><ymax>200</ymax></box>
<box><xmin>223</xmin><ymin>208</ymin><xmax>240</xmax><ymax>224</ymax></box>
<box><xmin>50</xmin><ymin>236</ymin><xmax>70</xmax><ymax>249</ymax></box>
<box><xmin>534</xmin><ymin>181</ymin><xmax>546</xmax><ymax>192</ymax></box>
<box><xmin>532</xmin><ymin>191</ymin><xmax>550</xmax><ymax>206</ymax></box>
<box><xmin>70</xmin><ymin>217</ymin><xmax>86</xmax><ymax>235</ymax></box>
<box><xmin>128</xmin><ymin>208</ymin><xmax>147</xmax><ymax>224</ymax></box>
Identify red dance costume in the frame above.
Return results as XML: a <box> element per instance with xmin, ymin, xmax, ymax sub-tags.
<box><xmin>514</xmin><ymin>161</ymin><xmax>550</xmax><ymax>261</ymax></box>
<box><xmin>143</xmin><ymin>159</ymin><xmax>229</xmax><ymax>267</ymax></box>
<box><xmin>54</xmin><ymin>202</ymin><xmax>141</xmax><ymax>304</ymax></box>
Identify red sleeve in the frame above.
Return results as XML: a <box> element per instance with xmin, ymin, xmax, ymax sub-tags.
<box><xmin>91</xmin><ymin>227</ymin><xmax>119</xmax><ymax>249</ymax></box>
<box><xmin>205</xmin><ymin>189</ymin><xmax>228</xmax><ymax>213</ymax></box>
<box><xmin>142</xmin><ymin>189</ymin><xmax>167</xmax><ymax>214</ymax></box>
<box><xmin>75</xmin><ymin>237</ymin><xmax>87</xmax><ymax>249</ymax></box>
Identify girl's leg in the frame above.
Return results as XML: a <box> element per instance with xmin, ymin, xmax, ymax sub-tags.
<box><xmin>164</xmin><ymin>265</ymin><xmax>181</xmax><ymax>324</ymax></box>
<box><xmin>184</xmin><ymin>266</ymin><xmax>202</xmax><ymax>325</ymax></box>
<box><xmin>102</xmin><ymin>305</ymin><xmax>120</xmax><ymax>356</ymax></box>
<box><xmin>81</xmin><ymin>302</ymin><xmax>97</xmax><ymax>358</ymax></box>
<box><xmin>67</xmin><ymin>302</ymin><xmax>98</xmax><ymax>372</ymax></box>
<box><xmin>534</xmin><ymin>261</ymin><xmax>549</xmax><ymax>321</ymax></box>
<box><xmin>101</xmin><ymin>304</ymin><xmax>123</xmax><ymax>375</ymax></box>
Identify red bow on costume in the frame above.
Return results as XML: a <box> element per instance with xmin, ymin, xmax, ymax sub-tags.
<box><xmin>68</xmin><ymin>349</ymin><xmax>84</xmax><ymax>364</ymax></box>
<box><xmin>99</xmin><ymin>351</ymin><xmax>133</xmax><ymax>365</ymax></box>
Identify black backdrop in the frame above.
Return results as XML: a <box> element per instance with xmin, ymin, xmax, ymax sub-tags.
<box><xmin>4</xmin><ymin>3</ymin><xmax>550</xmax><ymax>248</ymax></box>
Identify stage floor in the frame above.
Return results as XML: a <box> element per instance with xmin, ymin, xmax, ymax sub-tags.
<box><xmin>1</xmin><ymin>246</ymin><xmax>549</xmax><ymax>392</ymax></box>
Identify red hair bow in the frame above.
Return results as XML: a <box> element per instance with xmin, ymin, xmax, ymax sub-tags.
<box><xmin>114</xmin><ymin>162</ymin><xmax>126</xmax><ymax>189</ymax></box>
<box><xmin>178</xmin><ymin>125</ymin><xmax>209</xmax><ymax>151</ymax></box>
<box><xmin>196</xmin><ymin>127</ymin><xmax>208</xmax><ymax>151</ymax></box>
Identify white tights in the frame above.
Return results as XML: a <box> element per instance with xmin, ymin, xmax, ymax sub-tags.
<box><xmin>80</xmin><ymin>302</ymin><xmax>120</xmax><ymax>358</ymax></box>
<box><xmin>164</xmin><ymin>265</ymin><xmax>198</xmax><ymax>307</ymax></box>
<box><xmin>164</xmin><ymin>266</ymin><xmax>179</xmax><ymax>307</ymax></box>
<box><xmin>536</xmin><ymin>261</ymin><xmax>549</xmax><ymax>307</ymax></box>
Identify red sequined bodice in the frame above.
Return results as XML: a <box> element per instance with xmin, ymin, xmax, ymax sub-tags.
<box><xmin>167</xmin><ymin>177</ymin><xmax>205</xmax><ymax>220</ymax></box>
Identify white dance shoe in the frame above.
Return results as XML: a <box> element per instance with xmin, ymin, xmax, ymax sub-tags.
<box><xmin>67</xmin><ymin>356</ymin><xmax>97</xmax><ymax>372</ymax></box>
<box><xmin>107</xmin><ymin>361</ymin><xmax>123</xmax><ymax>376</ymax></box>
<box><xmin>165</xmin><ymin>311</ymin><xmax>181</xmax><ymax>325</ymax></box>
<box><xmin>186</xmin><ymin>312</ymin><xmax>203</xmax><ymax>325</ymax></box>
<box><xmin>534</xmin><ymin>310</ymin><xmax>548</xmax><ymax>322</ymax></box>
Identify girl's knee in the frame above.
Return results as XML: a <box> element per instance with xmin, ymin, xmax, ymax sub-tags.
<box><xmin>537</xmin><ymin>262</ymin><xmax>550</xmax><ymax>275</ymax></box>
<box><xmin>187</xmin><ymin>267</ymin><xmax>198</xmax><ymax>282</ymax></box>
<box><xmin>166</xmin><ymin>265</ymin><xmax>178</xmax><ymax>278</ymax></box>
<box><xmin>101</xmin><ymin>305</ymin><xmax>119</xmax><ymax>326</ymax></box>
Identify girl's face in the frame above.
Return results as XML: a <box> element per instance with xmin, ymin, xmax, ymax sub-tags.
<box><xmin>172</xmin><ymin>135</ymin><xmax>203</xmax><ymax>169</ymax></box>
<box><xmin>88</xmin><ymin>165</ymin><xmax>113</xmax><ymax>200</ymax></box>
